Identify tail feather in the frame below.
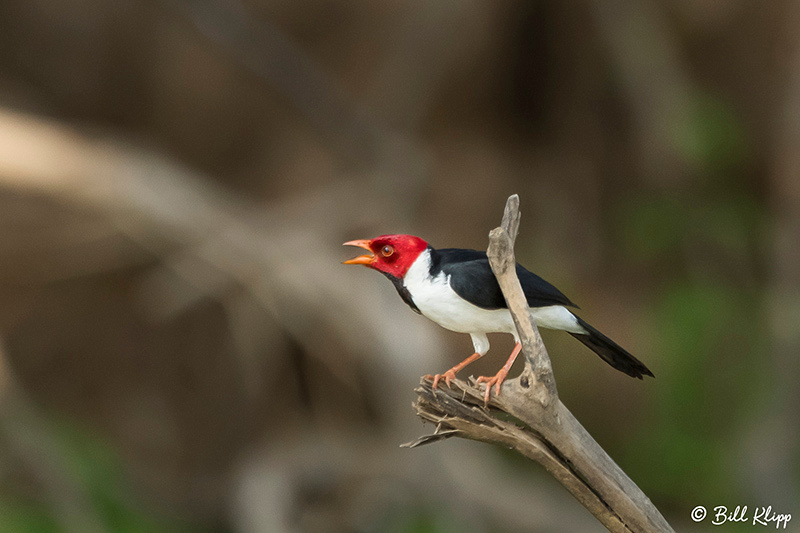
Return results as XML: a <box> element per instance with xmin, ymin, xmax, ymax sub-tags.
<box><xmin>569</xmin><ymin>316</ymin><xmax>654</xmax><ymax>379</ymax></box>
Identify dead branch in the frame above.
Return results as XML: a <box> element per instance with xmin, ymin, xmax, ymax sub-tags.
<box><xmin>405</xmin><ymin>195</ymin><xmax>674</xmax><ymax>533</ymax></box>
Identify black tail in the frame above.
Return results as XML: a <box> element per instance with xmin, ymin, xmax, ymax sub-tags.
<box><xmin>569</xmin><ymin>316</ymin><xmax>654</xmax><ymax>379</ymax></box>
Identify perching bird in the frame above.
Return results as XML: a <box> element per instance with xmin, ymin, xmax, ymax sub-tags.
<box><xmin>343</xmin><ymin>234</ymin><xmax>653</xmax><ymax>402</ymax></box>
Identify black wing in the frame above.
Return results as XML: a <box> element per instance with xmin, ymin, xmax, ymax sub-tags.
<box><xmin>430</xmin><ymin>248</ymin><xmax>577</xmax><ymax>310</ymax></box>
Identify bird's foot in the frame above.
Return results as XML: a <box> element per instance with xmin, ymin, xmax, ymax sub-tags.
<box><xmin>425</xmin><ymin>352</ymin><xmax>482</xmax><ymax>390</ymax></box>
<box><xmin>476</xmin><ymin>368</ymin><xmax>509</xmax><ymax>405</ymax></box>
<box><xmin>424</xmin><ymin>369</ymin><xmax>458</xmax><ymax>389</ymax></box>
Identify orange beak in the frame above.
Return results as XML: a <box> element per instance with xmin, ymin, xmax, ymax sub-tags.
<box><xmin>343</xmin><ymin>239</ymin><xmax>375</xmax><ymax>265</ymax></box>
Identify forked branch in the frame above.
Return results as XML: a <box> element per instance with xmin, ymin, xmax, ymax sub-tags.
<box><xmin>404</xmin><ymin>195</ymin><xmax>673</xmax><ymax>533</ymax></box>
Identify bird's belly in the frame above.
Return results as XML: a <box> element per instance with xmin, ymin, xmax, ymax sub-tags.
<box><xmin>411</xmin><ymin>279</ymin><xmax>581</xmax><ymax>334</ymax></box>
<box><xmin>403</xmin><ymin>263</ymin><xmax>582</xmax><ymax>335</ymax></box>
<box><xmin>420</xmin><ymin>299</ymin><xmax>515</xmax><ymax>335</ymax></box>
<box><xmin>418</xmin><ymin>300</ymin><xmax>582</xmax><ymax>334</ymax></box>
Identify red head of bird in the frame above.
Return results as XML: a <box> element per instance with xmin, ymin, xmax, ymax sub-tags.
<box><xmin>343</xmin><ymin>234</ymin><xmax>428</xmax><ymax>280</ymax></box>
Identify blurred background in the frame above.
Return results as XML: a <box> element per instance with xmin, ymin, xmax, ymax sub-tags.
<box><xmin>0</xmin><ymin>0</ymin><xmax>797</xmax><ymax>531</ymax></box>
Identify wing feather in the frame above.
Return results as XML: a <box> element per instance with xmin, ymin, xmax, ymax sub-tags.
<box><xmin>431</xmin><ymin>248</ymin><xmax>576</xmax><ymax>310</ymax></box>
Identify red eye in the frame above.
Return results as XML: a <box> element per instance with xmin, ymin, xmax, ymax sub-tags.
<box><xmin>381</xmin><ymin>245</ymin><xmax>394</xmax><ymax>257</ymax></box>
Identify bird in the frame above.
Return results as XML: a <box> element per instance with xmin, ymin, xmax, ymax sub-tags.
<box><xmin>343</xmin><ymin>234</ymin><xmax>653</xmax><ymax>402</ymax></box>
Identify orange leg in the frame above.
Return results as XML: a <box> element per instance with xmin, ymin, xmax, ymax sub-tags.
<box><xmin>425</xmin><ymin>352</ymin><xmax>482</xmax><ymax>389</ymax></box>
<box><xmin>476</xmin><ymin>342</ymin><xmax>522</xmax><ymax>404</ymax></box>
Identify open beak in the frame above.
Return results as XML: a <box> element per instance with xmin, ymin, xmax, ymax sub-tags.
<box><xmin>342</xmin><ymin>239</ymin><xmax>375</xmax><ymax>265</ymax></box>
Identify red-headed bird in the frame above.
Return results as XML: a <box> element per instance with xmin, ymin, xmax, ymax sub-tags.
<box><xmin>344</xmin><ymin>234</ymin><xmax>652</xmax><ymax>402</ymax></box>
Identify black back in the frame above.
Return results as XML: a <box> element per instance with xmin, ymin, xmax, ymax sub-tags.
<box><xmin>429</xmin><ymin>248</ymin><xmax>577</xmax><ymax>310</ymax></box>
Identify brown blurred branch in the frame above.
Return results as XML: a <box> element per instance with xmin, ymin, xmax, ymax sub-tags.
<box><xmin>588</xmin><ymin>0</ymin><xmax>692</xmax><ymax>187</ymax></box>
<box><xmin>158</xmin><ymin>0</ymin><xmax>428</xmax><ymax>206</ymax></box>
<box><xmin>404</xmin><ymin>195</ymin><xmax>673</xmax><ymax>533</ymax></box>
<box><xmin>0</xmin><ymin>106</ymin><xmax>404</xmax><ymax>388</ymax></box>
<box><xmin>159</xmin><ymin>0</ymin><xmax>381</xmax><ymax>164</ymax></box>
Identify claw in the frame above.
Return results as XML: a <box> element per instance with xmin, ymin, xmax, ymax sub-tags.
<box><xmin>476</xmin><ymin>368</ymin><xmax>509</xmax><ymax>404</ymax></box>
<box><xmin>425</xmin><ymin>369</ymin><xmax>457</xmax><ymax>389</ymax></box>
<box><xmin>424</xmin><ymin>351</ymin><xmax>482</xmax><ymax>391</ymax></box>
<box><xmin>475</xmin><ymin>342</ymin><xmax>522</xmax><ymax>405</ymax></box>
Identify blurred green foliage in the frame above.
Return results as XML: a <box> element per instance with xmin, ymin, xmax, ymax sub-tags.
<box><xmin>0</xmin><ymin>502</ymin><xmax>58</xmax><ymax>533</ymax></box>
<box><xmin>614</xmin><ymin>91</ymin><xmax>769</xmax><ymax>514</ymax></box>
<box><xmin>0</xmin><ymin>418</ymin><xmax>201</xmax><ymax>533</ymax></box>
<box><xmin>674</xmin><ymin>91</ymin><xmax>751</xmax><ymax>179</ymax></box>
